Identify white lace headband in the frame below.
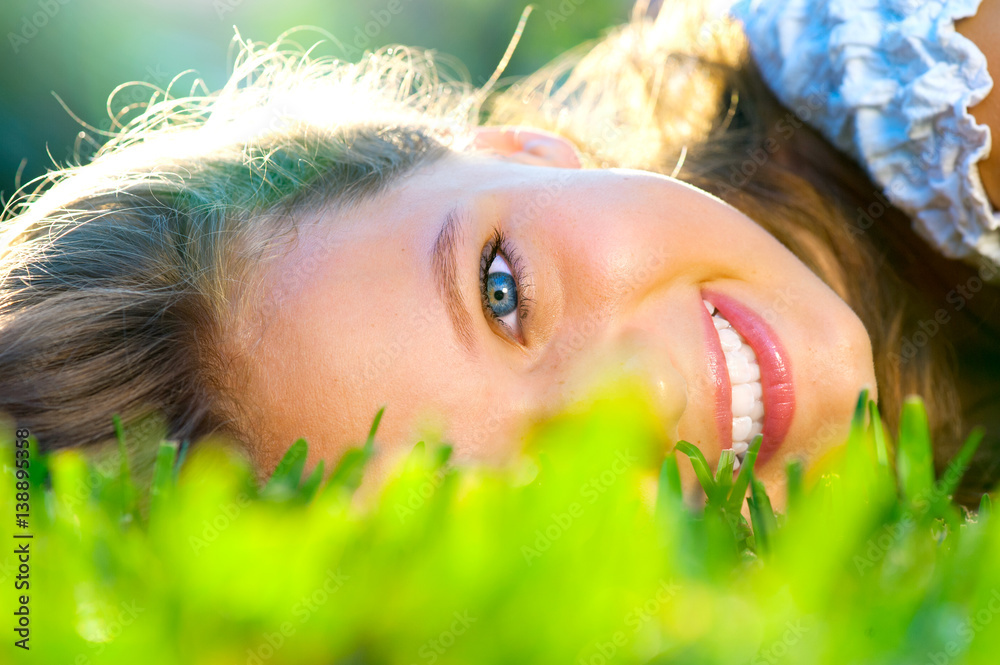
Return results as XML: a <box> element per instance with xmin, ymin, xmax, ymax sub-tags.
<box><xmin>731</xmin><ymin>0</ymin><xmax>1000</xmax><ymax>279</ymax></box>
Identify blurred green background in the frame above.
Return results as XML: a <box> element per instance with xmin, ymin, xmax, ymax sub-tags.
<box><xmin>0</xmin><ymin>0</ymin><xmax>632</xmax><ymax>204</ymax></box>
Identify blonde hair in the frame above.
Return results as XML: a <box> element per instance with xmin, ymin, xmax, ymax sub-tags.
<box><xmin>0</xmin><ymin>31</ymin><xmax>476</xmax><ymax>456</ymax></box>
<box><xmin>0</xmin><ymin>2</ymin><xmax>980</xmax><ymax>495</ymax></box>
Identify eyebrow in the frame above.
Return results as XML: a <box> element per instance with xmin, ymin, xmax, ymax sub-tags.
<box><xmin>431</xmin><ymin>205</ymin><xmax>477</xmax><ymax>355</ymax></box>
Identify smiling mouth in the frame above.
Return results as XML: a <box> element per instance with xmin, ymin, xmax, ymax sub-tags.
<box><xmin>703</xmin><ymin>299</ymin><xmax>762</xmax><ymax>470</ymax></box>
<box><xmin>701</xmin><ymin>291</ymin><xmax>795</xmax><ymax>471</ymax></box>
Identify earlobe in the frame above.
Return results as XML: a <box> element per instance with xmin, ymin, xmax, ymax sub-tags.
<box><xmin>470</xmin><ymin>126</ymin><xmax>582</xmax><ymax>169</ymax></box>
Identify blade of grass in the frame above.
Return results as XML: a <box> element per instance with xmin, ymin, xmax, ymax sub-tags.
<box><xmin>324</xmin><ymin>407</ymin><xmax>386</xmax><ymax>494</ymax></box>
<box><xmin>715</xmin><ymin>449</ymin><xmax>735</xmax><ymax>499</ymax></box>
<box><xmin>657</xmin><ymin>453</ymin><xmax>683</xmax><ymax>515</ymax></box>
<box><xmin>404</xmin><ymin>441</ymin><xmax>427</xmax><ymax>472</ymax></box>
<box><xmin>363</xmin><ymin>406</ymin><xmax>385</xmax><ymax>458</ymax></box>
<box><xmin>747</xmin><ymin>475</ymin><xmax>777</xmax><ymax>553</ymax></box>
<box><xmin>298</xmin><ymin>460</ymin><xmax>325</xmax><ymax>502</ymax></box>
<box><xmin>26</xmin><ymin>431</ymin><xmax>48</xmax><ymax>489</ymax></box>
<box><xmin>112</xmin><ymin>414</ymin><xmax>138</xmax><ymax>521</ymax></box>
<box><xmin>174</xmin><ymin>438</ymin><xmax>190</xmax><ymax>481</ymax></box>
<box><xmin>264</xmin><ymin>438</ymin><xmax>308</xmax><ymax>494</ymax></box>
<box><xmin>868</xmin><ymin>400</ymin><xmax>889</xmax><ymax>469</ymax></box>
<box><xmin>897</xmin><ymin>397</ymin><xmax>935</xmax><ymax>504</ymax></box>
<box><xmin>674</xmin><ymin>441</ymin><xmax>720</xmax><ymax>504</ymax></box>
<box><xmin>846</xmin><ymin>389</ymin><xmax>870</xmax><ymax>453</ymax></box>
<box><xmin>149</xmin><ymin>440</ymin><xmax>178</xmax><ymax>515</ymax></box>
<box><xmin>434</xmin><ymin>443</ymin><xmax>453</xmax><ymax>468</ymax></box>
<box><xmin>326</xmin><ymin>448</ymin><xmax>367</xmax><ymax>493</ymax></box>
<box><xmin>935</xmin><ymin>427</ymin><xmax>984</xmax><ymax>499</ymax></box>
<box><xmin>727</xmin><ymin>435</ymin><xmax>762</xmax><ymax>513</ymax></box>
<box><xmin>785</xmin><ymin>458</ymin><xmax>803</xmax><ymax>511</ymax></box>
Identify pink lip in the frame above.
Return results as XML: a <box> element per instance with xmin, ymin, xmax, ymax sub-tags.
<box><xmin>701</xmin><ymin>290</ymin><xmax>796</xmax><ymax>469</ymax></box>
<box><xmin>700</xmin><ymin>299</ymin><xmax>733</xmax><ymax>452</ymax></box>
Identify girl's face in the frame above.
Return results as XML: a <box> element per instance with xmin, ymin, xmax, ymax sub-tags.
<box><xmin>242</xmin><ymin>129</ymin><xmax>876</xmax><ymax>501</ymax></box>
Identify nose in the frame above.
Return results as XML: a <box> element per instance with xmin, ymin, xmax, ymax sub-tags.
<box><xmin>526</xmin><ymin>170</ymin><xmax>699</xmax><ymax>438</ymax></box>
<box><xmin>533</xmin><ymin>168</ymin><xmax>730</xmax><ymax>315</ymax></box>
<box><xmin>532</xmin><ymin>325</ymin><xmax>688</xmax><ymax>441</ymax></box>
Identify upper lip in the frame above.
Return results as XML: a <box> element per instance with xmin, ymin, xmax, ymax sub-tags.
<box><xmin>700</xmin><ymin>289</ymin><xmax>796</xmax><ymax>469</ymax></box>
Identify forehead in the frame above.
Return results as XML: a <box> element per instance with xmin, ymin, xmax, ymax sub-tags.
<box><xmin>239</xmin><ymin>152</ymin><xmax>541</xmax><ymax>462</ymax></box>
<box><xmin>268</xmin><ymin>151</ymin><xmax>569</xmax><ymax>285</ymax></box>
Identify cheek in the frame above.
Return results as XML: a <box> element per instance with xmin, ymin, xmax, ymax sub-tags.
<box><xmin>785</xmin><ymin>295</ymin><xmax>875</xmax><ymax>449</ymax></box>
<box><xmin>448</xmin><ymin>409</ymin><xmax>524</xmax><ymax>463</ymax></box>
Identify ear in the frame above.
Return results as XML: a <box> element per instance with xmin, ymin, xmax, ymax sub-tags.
<box><xmin>469</xmin><ymin>126</ymin><xmax>582</xmax><ymax>168</ymax></box>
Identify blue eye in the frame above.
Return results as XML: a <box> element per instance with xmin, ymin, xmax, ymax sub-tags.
<box><xmin>485</xmin><ymin>262</ymin><xmax>518</xmax><ymax>317</ymax></box>
<box><xmin>480</xmin><ymin>231</ymin><xmax>529</xmax><ymax>342</ymax></box>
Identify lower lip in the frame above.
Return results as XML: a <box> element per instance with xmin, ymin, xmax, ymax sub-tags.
<box><xmin>702</xmin><ymin>290</ymin><xmax>796</xmax><ymax>468</ymax></box>
<box><xmin>700</xmin><ymin>300</ymin><xmax>733</xmax><ymax>454</ymax></box>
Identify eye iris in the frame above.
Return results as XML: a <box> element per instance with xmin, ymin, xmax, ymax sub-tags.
<box><xmin>486</xmin><ymin>271</ymin><xmax>517</xmax><ymax>317</ymax></box>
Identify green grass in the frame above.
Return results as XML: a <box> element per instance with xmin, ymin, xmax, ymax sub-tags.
<box><xmin>1</xmin><ymin>388</ymin><xmax>998</xmax><ymax>664</ymax></box>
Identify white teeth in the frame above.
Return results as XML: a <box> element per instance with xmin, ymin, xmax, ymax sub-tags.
<box><xmin>732</xmin><ymin>455</ymin><xmax>742</xmax><ymax>471</ymax></box>
<box><xmin>725</xmin><ymin>351</ymin><xmax>751</xmax><ymax>384</ymax></box>
<box><xmin>709</xmin><ymin>307</ymin><xmax>765</xmax><ymax>462</ymax></box>
<box><xmin>717</xmin><ymin>328</ymin><xmax>742</xmax><ymax>352</ymax></box>
<box><xmin>732</xmin><ymin>416</ymin><xmax>753</xmax><ymax>442</ymax></box>
<box><xmin>703</xmin><ymin>299</ymin><xmax>716</xmax><ymax>315</ymax></box>
<box><xmin>731</xmin><ymin>383</ymin><xmax>755</xmax><ymax>417</ymax></box>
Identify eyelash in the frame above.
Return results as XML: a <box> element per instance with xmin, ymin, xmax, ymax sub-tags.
<box><xmin>479</xmin><ymin>228</ymin><xmax>533</xmax><ymax>334</ymax></box>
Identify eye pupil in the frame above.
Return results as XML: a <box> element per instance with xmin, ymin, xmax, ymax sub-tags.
<box><xmin>486</xmin><ymin>272</ymin><xmax>517</xmax><ymax>317</ymax></box>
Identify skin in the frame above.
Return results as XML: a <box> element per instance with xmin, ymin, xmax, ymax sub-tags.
<box><xmin>957</xmin><ymin>0</ymin><xmax>1000</xmax><ymax>208</ymax></box>
<box><xmin>238</xmin><ymin>128</ymin><xmax>877</xmax><ymax>504</ymax></box>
